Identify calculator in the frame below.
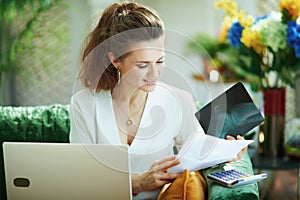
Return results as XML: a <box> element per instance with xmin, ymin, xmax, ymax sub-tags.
<box><xmin>207</xmin><ymin>169</ymin><xmax>267</xmax><ymax>187</ymax></box>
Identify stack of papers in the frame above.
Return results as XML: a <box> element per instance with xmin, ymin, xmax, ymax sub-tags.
<box><xmin>169</xmin><ymin>134</ymin><xmax>253</xmax><ymax>173</ymax></box>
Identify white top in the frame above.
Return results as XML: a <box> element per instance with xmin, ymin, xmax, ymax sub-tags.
<box><xmin>69</xmin><ymin>82</ymin><xmax>205</xmax><ymax>200</ymax></box>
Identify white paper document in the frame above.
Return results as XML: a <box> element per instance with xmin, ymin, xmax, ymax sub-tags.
<box><xmin>169</xmin><ymin>134</ymin><xmax>254</xmax><ymax>173</ymax></box>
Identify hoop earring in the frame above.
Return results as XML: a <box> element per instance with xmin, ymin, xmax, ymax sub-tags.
<box><xmin>117</xmin><ymin>68</ymin><xmax>121</xmax><ymax>82</ymax></box>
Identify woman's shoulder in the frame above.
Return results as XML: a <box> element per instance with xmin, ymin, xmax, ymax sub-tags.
<box><xmin>71</xmin><ymin>88</ymin><xmax>94</xmax><ymax>103</ymax></box>
<box><xmin>71</xmin><ymin>88</ymin><xmax>111</xmax><ymax>104</ymax></box>
<box><xmin>72</xmin><ymin>88</ymin><xmax>110</xmax><ymax>100</ymax></box>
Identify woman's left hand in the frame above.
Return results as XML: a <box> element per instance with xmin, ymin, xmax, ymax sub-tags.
<box><xmin>226</xmin><ymin>135</ymin><xmax>248</xmax><ymax>162</ymax></box>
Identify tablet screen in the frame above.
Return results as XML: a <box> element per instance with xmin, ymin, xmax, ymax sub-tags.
<box><xmin>195</xmin><ymin>82</ymin><xmax>264</xmax><ymax>138</ymax></box>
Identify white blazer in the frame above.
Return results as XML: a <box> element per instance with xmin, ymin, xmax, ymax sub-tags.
<box><xmin>69</xmin><ymin>82</ymin><xmax>205</xmax><ymax>199</ymax></box>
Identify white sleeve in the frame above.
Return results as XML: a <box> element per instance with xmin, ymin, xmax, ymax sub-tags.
<box><xmin>69</xmin><ymin>91</ymin><xmax>96</xmax><ymax>144</ymax></box>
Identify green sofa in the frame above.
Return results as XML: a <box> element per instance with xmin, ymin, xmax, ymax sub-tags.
<box><xmin>0</xmin><ymin>104</ymin><xmax>259</xmax><ymax>200</ymax></box>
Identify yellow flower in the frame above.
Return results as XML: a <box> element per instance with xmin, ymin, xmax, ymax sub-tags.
<box><xmin>215</xmin><ymin>0</ymin><xmax>260</xmax><ymax>53</ymax></box>
<box><xmin>214</xmin><ymin>0</ymin><xmax>238</xmax><ymax>18</ymax></box>
<box><xmin>280</xmin><ymin>0</ymin><xmax>300</xmax><ymax>19</ymax></box>
<box><xmin>215</xmin><ymin>0</ymin><xmax>254</xmax><ymax>28</ymax></box>
<box><xmin>238</xmin><ymin>11</ymin><xmax>254</xmax><ymax>28</ymax></box>
<box><xmin>241</xmin><ymin>27</ymin><xmax>265</xmax><ymax>55</ymax></box>
<box><xmin>241</xmin><ymin>27</ymin><xmax>254</xmax><ymax>47</ymax></box>
<box><xmin>252</xmin><ymin>38</ymin><xmax>266</xmax><ymax>55</ymax></box>
<box><xmin>219</xmin><ymin>16</ymin><xmax>232</xmax><ymax>42</ymax></box>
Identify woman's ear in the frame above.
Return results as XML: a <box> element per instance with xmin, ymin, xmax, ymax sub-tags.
<box><xmin>108</xmin><ymin>52</ymin><xmax>120</xmax><ymax>69</ymax></box>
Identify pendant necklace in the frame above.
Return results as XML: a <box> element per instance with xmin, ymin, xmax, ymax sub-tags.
<box><xmin>126</xmin><ymin>106</ymin><xmax>142</xmax><ymax>126</ymax></box>
<box><xmin>114</xmin><ymin>94</ymin><xmax>148</xmax><ymax>128</ymax></box>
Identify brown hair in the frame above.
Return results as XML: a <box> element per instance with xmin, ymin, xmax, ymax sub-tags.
<box><xmin>78</xmin><ymin>2</ymin><xmax>164</xmax><ymax>92</ymax></box>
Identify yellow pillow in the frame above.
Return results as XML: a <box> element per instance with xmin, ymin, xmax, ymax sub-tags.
<box><xmin>157</xmin><ymin>169</ymin><xmax>207</xmax><ymax>200</ymax></box>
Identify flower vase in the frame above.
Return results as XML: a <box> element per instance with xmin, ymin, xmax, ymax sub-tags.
<box><xmin>258</xmin><ymin>88</ymin><xmax>285</xmax><ymax>158</ymax></box>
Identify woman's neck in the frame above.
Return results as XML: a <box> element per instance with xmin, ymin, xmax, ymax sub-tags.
<box><xmin>112</xmin><ymin>83</ymin><xmax>148</xmax><ymax>107</ymax></box>
<box><xmin>111</xmin><ymin>83</ymin><xmax>148</xmax><ymax>146</ymax></box>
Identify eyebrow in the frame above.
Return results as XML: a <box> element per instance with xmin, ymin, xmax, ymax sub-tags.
<box><xmin>135</xmin><ymin>55</ymin><xmax>165</xmax><ymax>63</ymax></box>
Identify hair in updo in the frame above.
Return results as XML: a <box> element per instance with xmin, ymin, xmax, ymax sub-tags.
<box><xmin>79</xmin><ymin>2</ymin><xmax>164</xmax><ymax>92</ymax></box>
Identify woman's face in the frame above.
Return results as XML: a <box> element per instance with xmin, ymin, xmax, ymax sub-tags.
<box><xmin>118</xmin><ymin>37</ymin><xmax>165</xmax><ymax>92</ymax></box>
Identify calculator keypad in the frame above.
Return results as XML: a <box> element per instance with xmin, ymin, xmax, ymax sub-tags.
<box><xmin>210</xmin><ymin>169</ymin><xmax>250</xmax><ymax>182</ymax></box>
<box><xmin>208</xmin><ymin>169</ymin><xmax>267</xmax><ymax>187</ymax></box>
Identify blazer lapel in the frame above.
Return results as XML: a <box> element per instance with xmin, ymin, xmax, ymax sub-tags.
<box><xmin>95</xmin><ymin>90</ymin><xmax>121</xmax><ymax>145</ymax></box>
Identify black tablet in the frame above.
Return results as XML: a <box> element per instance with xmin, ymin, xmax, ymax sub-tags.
<box><xmin>195</xmin><ymin>82</ymin><xmax>264</xmax><ymax>138</ymax></box>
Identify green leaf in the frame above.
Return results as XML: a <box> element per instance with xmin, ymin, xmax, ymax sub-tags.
<box><xmin>42</xmin><ymin>0</ymin><xmax>52</xmax><ymax>8</ymax></box>
<box><xmin>294</xmin><ymin>62</ymin><xmax>300</xmax><ymax>72</ymax></box>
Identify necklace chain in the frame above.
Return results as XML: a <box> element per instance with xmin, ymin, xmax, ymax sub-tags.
<box><xmin>113</xmin><ymin>93</ymin><xmax>148</xmax><ymax>127</ymax></box>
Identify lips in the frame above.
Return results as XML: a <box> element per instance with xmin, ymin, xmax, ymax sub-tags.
<box><xmin>144</xmin><ymin>78</ymin><xmax>157</xmax><ymax>85</ymax></box>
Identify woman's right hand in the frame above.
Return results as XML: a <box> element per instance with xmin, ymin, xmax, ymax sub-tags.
<box><xmin>226</xmin><ymin>135</ymin><xmax>248</xmax><ymax>162</ymax></box>
<box><xmin>131</xmin><ymin>155</ymin><xmax>181</xmax><ymax>195</ymax></box>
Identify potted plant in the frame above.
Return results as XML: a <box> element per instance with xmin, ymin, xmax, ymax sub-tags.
<box><xmin>215</xmin><ymin>0</ymin><xmax>300</xmax><ymax>158</ymax></box>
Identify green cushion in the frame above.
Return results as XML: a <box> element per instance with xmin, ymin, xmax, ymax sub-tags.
<box><xmin>202</xmin><ymin>152</ymin><xmax>259</xmax><ymax>200</ymax></box>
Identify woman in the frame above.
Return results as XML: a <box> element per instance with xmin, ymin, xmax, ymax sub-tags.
<box><xmin>69</xmin><ymin>2</ymin><xmax>246</xmax><ymax>199</ymax></box>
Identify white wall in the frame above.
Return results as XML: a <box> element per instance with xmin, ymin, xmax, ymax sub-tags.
<box><xmin>68</xmin><ymin>0</ymin><xmax>90</xmax><ymax>78</ymax></box>
<box><xmin>68</xmin><ymin>0</ymin><xmax>116</xmax><ymax>80</ymax></box>
<box><xmin>137</xmin><ymin>0</ymin><xmax>217</xmax><ymax>36</ymax></box>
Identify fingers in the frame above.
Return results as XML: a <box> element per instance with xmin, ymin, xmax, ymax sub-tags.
<box><xmin>236</xmin><ymin>135</ymin><xmax>248</xmax><ymax>152</ymax></box>
<box><xmin>162</xmin><ymin>159</ymin><xmax>180</xmax><ymax>172</ymax></box>
<box><xmin>226</xmin><ymin>135</ymin><xmax>247</xmax><ymax>163</ymax></box>
<box><xmin>227</xmin><ymin>157</ymin><xmax>238</xmax><ymax>163</ymax></box>
<box><xmin>226</xmin><ymin>135</ymin><xmax>235</xmax><ymax>140</ymax></box>
<box><xmin>235</xmin><ymin>135</ymin><xmax>248</xmax><ymax>151</ymax></box>
<box><xmin>138</xmin><ymin>156</ymin><xmax>181</xmax><ymax>192</ymax></box>
<box><xmin>152</xmin><ymin>155</ymin><xmax>180</xmax><ymax>172</ymax></box>
<box><xmin>155</xmin><ymin>170</ymin><xmax>181</xmax><ymax>181</ymax></box>
<box><xmin>226</xmin><ymin>134</ymin><xmax>244</xmax><ymax>140</ymax></box>
<box><xmin>155</xmin><ymin>155</ymin><xmax>177</xmax><ymax>165</ymax></box>
<box><xmin>156</xmin><ymin>172</ymin><xmax>181</xmax><ymax>186</ymax></box>
<box><xmin>237</xmin><ymin>135</ymin><xmax>244</xmax><ymax>140</ymax></box>
<box><xmin>153</xmin><ymin>156</ymin><xmax>181</xmax><ymax>181</ymax></box>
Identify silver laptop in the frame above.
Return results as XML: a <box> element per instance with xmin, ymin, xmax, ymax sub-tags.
<box><xmin>3</xmin><ymin>142</ymin><xmax>132</xmax><ymax>200</ymax></box>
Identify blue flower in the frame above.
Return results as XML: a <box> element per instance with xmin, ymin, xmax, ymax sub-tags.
<box><xmin>287</xmin><ymin>21</ymin><xmax>300</xmax><ymax>58</ymax></box>
<box><xmin>287</xmin><ymin>22</ymin><xmax>300</xmax><ymax>58</ymax></box>
<box><xmin>287</xmin><ymin>21</ymin><xmax>297</xmax><ymax>44</ymax></box>
<box><xmin>228</xmin><ymin>22</ymin><xmax>244</xmax><ymax>48</ymax></box>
